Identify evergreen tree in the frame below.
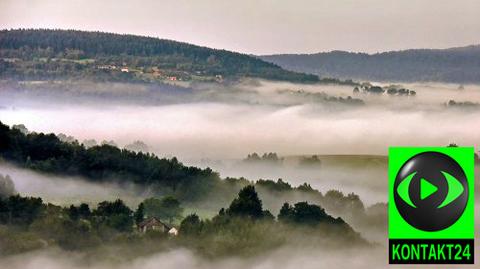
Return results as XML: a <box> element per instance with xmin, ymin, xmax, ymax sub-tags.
<box><xmin>226</xmin><ymin>185</ymin><xmax>264</xmax><ymax>219</ymax></box>
<box><xmin>179</xmin><ymin>213</ymin><xmax>203</xmax><ymax>235</ymax></box>
<box><xmin>134</xmin><ymin>202</ymin><xmax>145</xmax><ymax>225</ymax></box>
<box><xmin>78</xmin><ymin>203</ymin><xmax>91</xmax><ymax>219</ymax></box>
<box><xmin>68</xmin><ymin>205</ymin><xmax>79</xmax><ymax>221</ymax></box>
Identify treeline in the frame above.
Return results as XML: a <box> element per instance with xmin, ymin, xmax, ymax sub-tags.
<box><xmin>0</xmin><ymin>121</ymin><xmax>220</xmax><ymax>201</ymax></box>
<box><xmin>353</xmin><ymin>83</ymin><xmax>416</xmax><ymax>96</ymax></box>
<box><xmin>260</xmin><ymin>46</ymin><xmax>480</xmax><ymax>84</ymax></box>
<box><xmin>0</xmin><ymin>121</ymin><xmax>383</xmax><ymax>229</ymax></box>
<box><xmin>244</xmin><ymin>152</ymin><xmax>283</xmax><ymax>164</ymax></box>
<box><xmin>277</xmin><ymin>89</ymin><xmax>364</xmax><ymax>105</ymax></box>
<box><xmin>0</xmin><ymin>186</ymin><xmax>365</xmax><ymax>257</ymax></box>
<box><xmin>0</xmin><ymin>29</ymin><xmax>319</xmax><ymax>83</ymax></box>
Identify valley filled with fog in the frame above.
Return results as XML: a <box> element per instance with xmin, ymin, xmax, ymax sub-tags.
<box><xmin>1</xmin><ymin>80</ymin><xmax>480</xmax><ymax>268</ymax></box>
<box><xmin>1</xmin><ymin>80</ymin><xmax>479</xmax><ymax>204</ymax></box>
<box><xmin>2</xmin><ymin>80</ymin><xmax>479</xmax><ymax>160</ymax></box>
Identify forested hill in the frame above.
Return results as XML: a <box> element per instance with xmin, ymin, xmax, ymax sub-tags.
<box><xmin>0</xmin><ymin>29</ymin><xmax>318</xmax><ymax>83</ymax></box>
<box><xmin>260</xmin><ymin>45</ymin><xmax>480</xmax><ymax>84</ymax></box>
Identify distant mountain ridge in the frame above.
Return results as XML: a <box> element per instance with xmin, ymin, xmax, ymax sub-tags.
<box><xmin>0</xmin><ymin>29</ymin><xmax>318</xmax><ymax>83</ymax></box>
<box><xmin>260</xmin><ymin>45</ymin><xmax>480</xmax><ymax>84</ymax></box>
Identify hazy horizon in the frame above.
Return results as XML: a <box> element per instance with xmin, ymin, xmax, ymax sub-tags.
<box><xmin>1</xmin><ymin>0</ymin><xmax>479</xmax><ymax>55</ymax></box>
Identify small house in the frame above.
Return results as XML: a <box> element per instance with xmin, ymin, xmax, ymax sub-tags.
<box><xmin>138</xmin><ymin>217</ymin><xmax>171</xmax><ymax>233</ymax></box>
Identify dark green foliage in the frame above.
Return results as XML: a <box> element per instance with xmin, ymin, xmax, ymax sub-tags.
<box><xmin>68</xmin><ymin>205</ymin><xmax>80</xmax><ymax>221</ymax></box>
<box><xmin>278</xmin><ymin>202</ymin><xmax>293</xmax><ymax>223</ymax></box>
<box><xmin>0</xmin><ymin>195</ymin><xmax>44</xmax><ymax>225</ymax></box>
<box><xmin>226</xmin><ymin>186</ymin><xmax>264</xmax><ymax>219</ymax></box>
<box><xmin>0</xmin><ymin>187</ymin><xmax>367</xmax><ymax>257</ymax></box>
<box><xmin>278</xmin><ymin>201</ymin><xmax>345</xmax><ymax>226</ymax></box>
<box><xmin>78</xmin><ymin>203</ymin><xmax>91</xmax><ymax>219</ymax></box>
<box><xmin>0</xmin><ymin>120</ymin><xmax>221</xmax><ymax>201</ymax></box>
<box><xmin>0</xmin><ymin>29</ymin><xmax>319</xmax><ymax>83</ymax></box>
<box><xmin>142</xmin><ymin>196</ymin><xmax>183</xmax><ymax>224</ymax></box>
<box><xmin>94</xmin><ymin>199</ymin><xmax>133</xmax><ymax>232</ymax></box>
<box><xmin>323</xmin><ymin>190</ymin><xmax>365</xmax><ymax>217</ymax></box>
<box><xmin>134</xmin><ymin>202</ymin><xmax>145</xmax><ymax>225</ymax></box>
<box><xmin>277</xmin><ymin>89</ymin><xmax>364</xmax><ymax>105</ymax></box>
<box><xmin>0</xmin><ymin>121</ymin><xmax>376</xmax><ymax>232</ymax></box>
<box><xmin>177</xmin><ymin>188</ymin><xmax>364</xmax><ymax>257</ymax></box>
<box><xmin>244</xmin><ymin>152</ymin><xmax>283</xmax><ymax>164</ymax></box>
<box><xmin>179</xmin><ymin>213</ymin><xmax>203</xmax><ymax>236</ymax></box>
<box><xmin>296</xmin><ymin>183</ymin><xmax>315</xmax><ymax>192</ymax></box>
<box><xmin>104</xmin><ymin>213</ymin><xmax>133</xmax><ymax>233</ymax></box>
<box><xmin>262</xmin><ymin>210</ymin><xmax>275</xmax><ymax>221</ymax></box>
<box><xmin>95</xmin><ymin>199</ymin><xmax>132</xmax><ymax>217</ymax></box>
<box><xmin>256</xmin><ymin>178</ymin><xmax>292</xmax><ymax>192</ymax></box>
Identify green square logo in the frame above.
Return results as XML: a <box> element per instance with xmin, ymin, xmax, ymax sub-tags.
<box><xmin>388</xmin><ymin>147</ymin><xmax>474</xmax><ymax>264</ymax></box>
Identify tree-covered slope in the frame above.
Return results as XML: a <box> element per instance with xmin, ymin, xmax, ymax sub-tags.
<box><xmin>0</xmin><ymin>29</ymin><xmax>318</xmax><ymax>82</ymax></box>
<box><xmin>260</xmin><ymin>45</ymin><xmax>480</xmax><ymax>84</ymax></box>
<box><xmin>0</xmin><ymin>121</ymin><xmax>377</xmax><ymax>225</ymax></box>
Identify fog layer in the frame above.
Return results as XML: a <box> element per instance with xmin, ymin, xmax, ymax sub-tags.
<box><xmin>2</xmin><ymin>80</ymin><xmax>479</xmax><ymax>206</ymax></box>
<box><xmin>1</xmin><ymin>81</ymin><xmax>479</xmax><ymax>161</ymax></box>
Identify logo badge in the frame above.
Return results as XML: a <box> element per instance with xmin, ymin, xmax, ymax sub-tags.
<box><xmin>389</xmin><ymin>147</ymin><xmax>474</xmax><ymax>264</ymax></box>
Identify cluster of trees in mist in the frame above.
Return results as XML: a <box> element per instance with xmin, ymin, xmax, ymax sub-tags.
<box><xmin>446</xmin><ymin>100</ymin><xmax>480</xmax><ymax>109</ymax></box>
<box><xmin>353</xmin><ymin>84</ymin><xmax>416</xmax><ymax>96</ymax></box>
<box><xmin>277</xmin><ymin>89</ymin><xmax>364</xmax><ymax>105</ymax></box>
<box><xmin>0</xmin><ymin>29</ymin><xmax>319</xmax><ymax>83</ymax></box>
<box><xmin>244</xmin><ymin>152</ymin><xmax>284</xmax><ymax>165</ymax></box>
<box><xmin>244</xmin><ymin>153</ymin><xmax>322</xmax><ymax>168</ymax></box>
<box><xmin>0</xmin><ymin>184</ymin><xmax>365</xmax><ymax>257</ymax></box>
<box><xmin>0</xmin><ymin>174</ymin><xmax>16</xmax><ymax>198</ymax></box>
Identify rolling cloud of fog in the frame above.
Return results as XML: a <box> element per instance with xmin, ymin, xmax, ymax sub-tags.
<box><xmin>1</xmin><ymin>80</ymin><xmax>480</xmax><ymax>205</ymax></box>
<box><xmin>1</xmin><ymin>81</ymin><xmax>480</xmax><ymax>161</ymax></box>
<box><xmin>2</xmin><ymin>81</ymin><xmax>480</xmax><ymax>268</ymax></box>
<box><xmin>200</xmin><ymin>157</ymin><xmax>387</xmax><ymax>206</ymax></box>
<box><xmin>0</xmin><ymin>163</ymin><xmax>147</xmax><ymax>206</ymax></box>
<box><xmin>2</xmin><ymin>242</ymin><xmax>480</xmax><ymax>269</ymax></box>
<box><xmin>0</xmin><ymin>246</ymin><xmax>390</xmax><ymax>269</ymax></box>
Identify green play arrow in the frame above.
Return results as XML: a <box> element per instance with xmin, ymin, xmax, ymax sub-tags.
<box><xmin>420</xmin><ymin>178</ymin><xmax>438</xmax><ymax>200</ymax></box>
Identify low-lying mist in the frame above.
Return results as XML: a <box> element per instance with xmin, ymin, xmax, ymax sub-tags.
<box><xmin>2</xmin><ymin>80</ymin><xmax>479</xmax><ymax>206</ymax></box>
<box><xmin>1</xmin><ymin>80</ymin><xmax>479</xmax><ymax>161</ymax></box>
<box><xmin>1</xmin><ymin>79</ymin><xmax>480</xmax><ymax>268</ymax></box>
<box><xmin>196</xmin><ymin>155</ymin><xmax>388</xmax><ymax>206</ymax></box>
<box><xmin>0</xmin><ymin>246</ymin><xmax>388</xmax><ymax>269</ymax></box>
<box><xmin>2</xmin><ymin>241</ymin><xmax>479</xmax><ymax>269</ymax></box>
<box><xmin>0</xmin><ymin>163</ymin><xmax>146</xmax><ymax>207</ymax></box>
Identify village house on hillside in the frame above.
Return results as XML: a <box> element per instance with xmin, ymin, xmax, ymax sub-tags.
<box><xmin>137</xmin><ymin>216</ymin><xmax>178</xmax><ymax>236</ymax></box>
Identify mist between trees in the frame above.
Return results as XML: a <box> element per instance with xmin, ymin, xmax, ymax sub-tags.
<box><xmin>0</xmin><ymin>120</ymin><xmax>387</xmax><ymax>240</ymax></box>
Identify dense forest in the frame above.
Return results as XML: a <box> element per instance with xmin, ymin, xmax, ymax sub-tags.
<box><xmin>260</xmin><ymin>45</ymin><xmax>480</xmax><ymax>83</ymax></box>
<box><xmin>0</xmin><ymin>29</ymin><xmax>319</xmax><ymax>83</ymax></box>
<box><xmin>0</xmin><ymin>183</ymin><xmax>366</xmax><ymax>257</ymax></box>
<box><xmin>0</xmin><ymin>121</ymin><xmax>385</xmax><ymax>230</ymax></box>
<box><xmin>0</xmin><ymin>120</ymin><xmax>222</xmax><ymax>202</ymax></box>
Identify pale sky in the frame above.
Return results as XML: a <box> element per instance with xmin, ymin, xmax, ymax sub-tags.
<box><xmin>0</xmin><ymin>0</ymin><xmax>479</xmax><ymax>55</ymax></box>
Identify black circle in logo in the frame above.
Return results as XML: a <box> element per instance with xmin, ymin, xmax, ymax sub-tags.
<box><xmin>394</xmin><ymin>151</ymin><xmax>468</xmax><ymax>231</ymax></box>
